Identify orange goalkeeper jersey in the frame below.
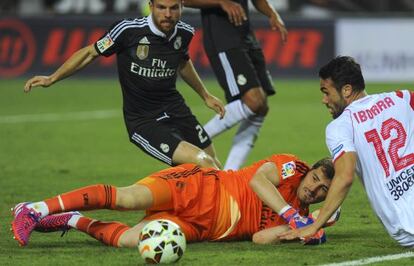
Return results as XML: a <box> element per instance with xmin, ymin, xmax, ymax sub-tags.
<box><xmin>140</xmin><ymin>154</ymin><xmax>310</xmax><ymax>242</ymax></box>
<box><xmin>214</xmin><ymin>153</ymin><xmax>310</xmax><ymax>241</ymax></box>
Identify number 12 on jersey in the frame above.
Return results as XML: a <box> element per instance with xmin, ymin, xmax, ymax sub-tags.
<box><xmin>364</xmin><ymin>118</ymin><xmax>414</xmax><ymax>177</ymax></box>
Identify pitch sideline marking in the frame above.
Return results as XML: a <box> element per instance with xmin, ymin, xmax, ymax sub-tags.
<box><xmin>0</xmin><ymin>109</ymin><xmax>120</xmax><ymax>124</ymax></box>
<box><xmin>320</xmin><ymin>251</ymin><xmax>414</xmax><ymax>266</ymax></box>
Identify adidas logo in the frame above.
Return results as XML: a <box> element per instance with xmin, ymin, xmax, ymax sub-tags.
<box><xmin>139</xmin><ymin>37</ymin><xmax>150</xmax><ymax>44</ymax></box>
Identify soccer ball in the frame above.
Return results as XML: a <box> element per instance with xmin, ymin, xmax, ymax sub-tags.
<box><xmin>138</xmin><ymin>219</ymin><xmax>186</xmax><ymax>264</ymax></box>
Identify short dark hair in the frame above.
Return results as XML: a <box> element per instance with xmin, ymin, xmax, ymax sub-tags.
<box><xmin>319</xmin><ymin>56</ymin><xmax>365</xmax><ymax>93</ymax></box>
<box><xmin>312</xmin><ymin>157</ymin><xmax>334</xmax><ymax>180</ymax></box>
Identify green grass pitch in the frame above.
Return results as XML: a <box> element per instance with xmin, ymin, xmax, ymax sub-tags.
<box><xmin>1</xmin><ymin>78</ymin><xmax>413</xmax><ymax>265</ymax></box>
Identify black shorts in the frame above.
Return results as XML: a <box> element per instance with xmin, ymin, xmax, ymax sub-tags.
<box><xmin>128</xmin><ymin>112</ymin><xmax>211</xmax><ymax>165</ymax></box>
<box><xmin>208</xmin><ymin>48</ymin><xmax>275</xmax><ymax>103</ymax></box>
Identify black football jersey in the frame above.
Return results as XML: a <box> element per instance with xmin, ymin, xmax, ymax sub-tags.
<box><xmin>200</xmin><ymin>0</ymin><xmax>260</xmax><ymax>55</ymax></box>
<box><xmin>94</xmin><ymin>15</ymin><xmax>195</xmax><ymax>119</ymax></box>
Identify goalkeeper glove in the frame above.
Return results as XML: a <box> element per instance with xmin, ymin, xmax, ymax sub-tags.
<box><xmin>280</xmin><ymin>206</ymin><xmax>327</xmax><ymax>245</ymax></box>
<box><xmin>280</xmin><ymin>206</ymin><xmax>313</xmax><ymax>230</ymax></box>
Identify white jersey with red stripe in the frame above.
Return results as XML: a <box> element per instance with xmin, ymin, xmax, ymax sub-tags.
<box><xmin>326</xmin><ymin>90</ymin><xmax>414</xmax><ymax>246</ymax></box>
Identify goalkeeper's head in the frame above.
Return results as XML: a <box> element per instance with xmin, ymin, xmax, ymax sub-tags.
<box><xmin>297</xmin><ymin>158</ymin><xmax>334</xmax><ymax>205</ymax></box>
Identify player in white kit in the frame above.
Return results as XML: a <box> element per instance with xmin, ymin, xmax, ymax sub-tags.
<box><xmin>280</xmin><ymin>56</ymin><xmax>414</xmax><ymax>247</ymax></box>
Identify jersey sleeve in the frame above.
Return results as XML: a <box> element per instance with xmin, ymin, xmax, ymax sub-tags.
<box><xmin>395</xmin><ymin>90</ymin><xmax>414</xmax><ymax>111</ymax></box>
<box><xmin>177</xmin><ymin>21</ymin><xmax>194</xmax><ymax>62</ymax></box>
<box><xmin>266</xmin><ymin>154</ymin><xmax>309</xmax><ymax>184</ymax></box>
<box><xmin>326</xmin><ymin>111</ymin><xmax>356</xmax><ymax>162</ymax></box>
<box><xmin>94</xmin><ymin>19</ymin><xmax>130</xmax><ymax>57</ymax></box>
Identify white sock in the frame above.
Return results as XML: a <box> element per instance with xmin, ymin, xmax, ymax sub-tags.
<box><xmin>224</xmin><ymin>116</ymin><xmax>264</xmax><ymax>170</ymax></box>
<box><xmin>27</xmin><ymin>202</ymin><xmax>49</xmax><ymax>218</ymax></box>
<box><xmin>204</xmin><ymin>100</ymin><xmax>255</xmax><ymax>138</ymax></box>
<box><xmin>67</xmin><ymin>214</ymin><xmax>82</xmax><ymax>229</ymax></box>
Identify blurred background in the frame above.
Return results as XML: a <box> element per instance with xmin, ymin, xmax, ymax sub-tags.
<box><xmin>1</xmin><ymin>4</ymin><xmax>412</xmax><ymax>263</ymax></box>
<box><xmin>1</xmin><ymin>0</ymin><xmax>414</xmax><ymax>16</ymax></box>
<box><xmin>1</xmin><ymin>0</ymin><xmax>414</xmax><ymax>81</ymax></box>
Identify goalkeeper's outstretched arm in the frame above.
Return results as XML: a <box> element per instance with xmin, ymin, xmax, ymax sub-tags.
<box><xmin>252</xmin><ymin>225</ymin><xmax>290</xmax><ymax>244</ymax></box>
<box><xmin>24</xmin><ymin>44</ymin><xmax>99</xmax><ymax>93</ymax></box>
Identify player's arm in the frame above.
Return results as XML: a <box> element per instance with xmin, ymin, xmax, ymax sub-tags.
<box><xmin>251</xmin><ymin>0</ymin><xmax>287</xmax><ymax>42</ymax></box>
<box><xmin>249</xmin><ymin>162</ymin><xmax>289</xmax><ymax>213</ymax></box>
<box><xmin>178</xmin><ymin>59</ymin><xmax>225</xmax><ymax>118</ymax></box>
<box><xmin>24</xmin><ymin>44</ymin><xmax>99</xmax><ymax>93</ymax></box>
<box><xmin>280</xmin><ymin>152</ymin><xmax>356</xmax><ymax>240</ymax></box>
<box><xmin>252</xmin><ymin>225</ymin><xmax>290</xmax><ymax>244</ymax></box>
<box><xmin>184</xmin><ymin>0</ymin><xmax>247</xmax><ymax>26</ymax></box>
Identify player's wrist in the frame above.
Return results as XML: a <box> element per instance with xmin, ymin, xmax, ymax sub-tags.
<box><xmin>279</xmin><ymin>205</ymin><xmax>296</xmax><ymax>222</ymax></box>
<box><xmin>49</xmin><ymin>75</ymin><xmax>58</xmax><ymax>85</ymax></box>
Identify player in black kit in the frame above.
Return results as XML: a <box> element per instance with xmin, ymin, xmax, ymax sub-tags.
<box><xmin>185</xmin><ymin>0</ymin><xmax>287</xmax><ymax>170</ymax></box>
<box><xmin>23</xmin><ymin>0</ymin><xmax>225</xmax><ymax>169</ymax></box>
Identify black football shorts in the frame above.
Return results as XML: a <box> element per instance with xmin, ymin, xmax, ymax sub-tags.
<box><xmin>128</xmin><ymin>112</ymin><xmax>211</xmax><ymax>165</ymax></box>
<box><xmin>208</xmin><ymin>48</ymin><xmax>275</xmax><ymax>103</ymax></box>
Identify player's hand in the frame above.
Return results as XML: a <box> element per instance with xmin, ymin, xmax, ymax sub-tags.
<box><xmin>310</xmin><ymin>207</ymin><xmax>341</xmax><ymax>228</ymax></box>
<box><xmin>24</xmin><ymin>76</ymin><xmax>54</xmax><ymax>93</ymax></box>
<box><xmin>269</xmin><ymin>13</ymin><xmax>288</xmax><ymax>43</ymax></box>
<box><xmin>302</xmin><ymin>228</ymin><xmax>326</xmax><ymax>245</ymax></box>
<box><xmin>204</xmin><ymin>94</ymin><xmax>225</xmax><ymax>119</ymax></box>
<box><xmin>219</xmin><ymin>0</ymin><xmax>247</xmax><ymax>26</ymax></box>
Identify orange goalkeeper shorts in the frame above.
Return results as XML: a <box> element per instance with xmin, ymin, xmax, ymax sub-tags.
<box><xmin>136</xmin><ymin>164</ymin><xmax>221</xmax><ymax>242</ymax></box>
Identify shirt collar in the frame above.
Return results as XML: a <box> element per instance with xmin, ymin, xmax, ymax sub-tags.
<box><xmin>147</xmin><ymin>14</ymin><xmax>178</xmax><ymax>41</ymax></box>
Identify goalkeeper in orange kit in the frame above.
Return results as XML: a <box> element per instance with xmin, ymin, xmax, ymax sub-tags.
<box><xmin>11</xmin><ymin>154</ymin><xmax>338</xmax><ymax>247</ymax></box>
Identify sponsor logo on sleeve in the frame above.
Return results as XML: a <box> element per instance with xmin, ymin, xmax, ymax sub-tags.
<box><xmin>96</xmin><ymin>34</ymin><xmax>114</xmax><ymax>53</ymax></box>
<box><xmin>281</xmin><ymin>161</ymin><xmax>296</xmax><ymax>179</ymax></box>
<box><xmin>332</xmin><ymin>144</ymin><xmax>344</xmax><ymax>158</ymax></box>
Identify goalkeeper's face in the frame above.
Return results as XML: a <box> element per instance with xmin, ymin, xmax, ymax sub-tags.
<box><xmin>297</xmin><ymin>166</ymin><xmax>331</xmax><ymax>205</ymax></box>
<box><xmin>150</xmin><ymin>0</ymin><xmax>182</xmax><ymax>34</ymax></box>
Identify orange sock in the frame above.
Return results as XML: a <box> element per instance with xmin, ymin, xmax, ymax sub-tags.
<box><xmin>44</xmin><ymin>184</ymin><xmax>117</xmax><ymax>214</ymax></box>
<box><xmin>76</xmin><ymin>217</ymin><xmax>129</xmax><ymax>247</ymax></box>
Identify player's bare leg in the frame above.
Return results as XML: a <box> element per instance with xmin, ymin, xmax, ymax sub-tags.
<box><xmin>116</xmin><ymin>184</ymin><xmax>153</xmax><ymax>210</ymax></box>
<box><xmin>172</xmin><ymin>141</ymin><xmax>220</xmax><ymax>169</ymax></box>
<box><xmin>117</xmin><ymin>221</ymin><xmax>149</xmax><ymax>248</ymax></box>
<box><xmin>203</xmin><ymin>144</ymin><xmax>222</xmax><ymax>169</ymax></box>
<box><xmin>241</xmin><ymin>87</ymin><xmax>268</xmax><ymax>116</ymax></box>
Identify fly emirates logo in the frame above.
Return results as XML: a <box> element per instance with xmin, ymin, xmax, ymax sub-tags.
<box><xmin>130</xmin><ymin>59</ymin><xmax>175</xmax><ymax>78</ymax></box>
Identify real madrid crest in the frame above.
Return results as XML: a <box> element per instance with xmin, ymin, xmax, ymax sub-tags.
<box><xmin>237</xmin><ymin>74</ymin><xmax>247</xmax><ymax>86</ymax></box>
<box><xmin>174</xmin><ymin>36</ymin><xmax>182</xmax><ymax>50</ymax></box>
<box><xmin>136</xmin><ymin>45</ymin><xmax>149</xmax><ymax>60</ymax></box>
<box><xmin>160</xmin><ymin>143</ymin><xmax>170</xmax><ymax>153</ymax></box>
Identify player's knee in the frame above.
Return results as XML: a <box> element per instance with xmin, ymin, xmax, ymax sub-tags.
<box><xmin>242</xmin><ymin>90</ymin><xmax>268</xmax><ymax>115</ymax></box>
<box><xmin>244</xmin><ymin>100</ymin><xmax>268</xmax><ymax>116</ymax></box>
<box><xmin>118</xmin><ymin>232</ymin><xmax>139</xmax><ymax>248</ymax></box>
<box><xmin>252</xmin><ymin>232</ymin><xmax>278</xmax><ymax>245</ymax></box>
<box><xmin>196</xmin><ymin>151</ymin><xmax>218</xmax><ymax>169</ymax></box>
<box><xmin>252</xmin><ymin>233</ymin><xmax>266</xmax><ymax>244</ymax></box>
<box><xmin>116</xmin><ymin>185</ymin><xmax>152</xmax><ymax>210</ymax></box>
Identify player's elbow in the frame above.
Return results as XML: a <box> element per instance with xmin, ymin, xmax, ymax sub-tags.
<box><xmin>252</xmin><ymin>233</ymin><xmax>266</xmax><ymax>244</ymax></box>
<box><xmin>252</xmin><ymin>233</ymin><xmax>279</xmax><ymax>245</ymax></box>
